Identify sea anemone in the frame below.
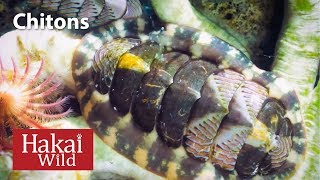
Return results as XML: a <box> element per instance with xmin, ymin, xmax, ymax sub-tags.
<box><xmin>0</xmin><ymin>56</ymin><xmax>71</xmax><ymax>149</ymax></box>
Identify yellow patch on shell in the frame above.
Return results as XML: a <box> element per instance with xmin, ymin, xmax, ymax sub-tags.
<box><xmin>83</xmin><ymin>100</ymin><xmax>94</xmax><ymax>120</ymax></box>
<box><xmin>117</xmin><ymin>53</ymin><xmax>150</xmax><ymax>73</ymax></box>
<box><xmin>133</xmin><ymin>148</ymin><xmax>148</xmax><ymax>168</ymax></box>
<box><xmin>166</xmin><ymin>162</ymin><xmax>178</xmax><ymax>180</ymax></box>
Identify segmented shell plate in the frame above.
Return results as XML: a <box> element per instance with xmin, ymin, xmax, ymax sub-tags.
<box><xmin>28</xmin><ymin>0</ymin><xmax>142</xmax><ymax>27</ymax></box>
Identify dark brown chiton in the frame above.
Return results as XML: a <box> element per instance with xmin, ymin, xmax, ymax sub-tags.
<box><xmin>72</xmin><ymin>18</ymin><xmax>306</xmax><ymax>179</ymax></box>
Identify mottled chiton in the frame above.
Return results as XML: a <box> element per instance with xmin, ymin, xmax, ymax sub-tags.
<box><xmin>72</xmin><ymin>18</ymin><xmax>306</xmax><ymax>179</ymax></box>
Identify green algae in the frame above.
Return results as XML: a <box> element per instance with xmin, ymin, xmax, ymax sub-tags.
<box><xmin>299</xmin><ymin>84</ymin><xmax>320</xmax><ymax>179</ymax></box>
<box><xmin>293</xmin><ymin>0</ymin><xmax>315</xmax><ymax>12</ymax></box>
<box><xmin>272</xmin><ymin>0</ymin><xmax>319</xmax><ymax>178</ymax></box>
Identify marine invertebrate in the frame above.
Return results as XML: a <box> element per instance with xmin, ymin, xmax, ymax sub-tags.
<box><xmin>0</xmin><ymin>56</ymin><xmax>71</xmax><ymax>149</ymax></box>
<box><xmin>0</xmin><ymin>0</ymin><xmax>316</xmax><ymax>179</ymax></box>
<box><xmin>72</xmin><ymin>18</ymin><xmax>305</xmax><ymax>179</ymax></box>
<box><xmin>150</xmin><ymin>1</ymin><xmax>319</xmax><ymax>178</ymax></box>
<box><xmin>27</xmin><ymin>0</ymin><xmax>143</xmax><ymax>27</ymax></box>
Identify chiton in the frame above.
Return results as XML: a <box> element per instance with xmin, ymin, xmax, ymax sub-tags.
<box><xmin>27</xmin><ymin>0</ymin><xmax>142</xmax><ymax>27</ymax></box>
<box><xmin>72</xmin><ymin>18</ymin><xmax>306</xmax><ymax>179</ymax></box>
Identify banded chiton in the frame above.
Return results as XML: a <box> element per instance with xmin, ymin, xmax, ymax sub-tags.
<box><xmin>27</xmin><ymin>0</ymin><xmax>142</xmax><ymax>27</ymax></box>
<box><xmin>72</xmin><ymin>18</ymin><xmax>306</xmax><ymax>179</ymax></box>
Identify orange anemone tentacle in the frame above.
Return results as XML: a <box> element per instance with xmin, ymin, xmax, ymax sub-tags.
<box><xmin>11</xmin><ymin>57</ymin><xmax>18</xmax><ymax>83</ymax></box>
<box><xmin>0</xmin><ymin>56</ymin><xmax>71</xmax><ymax>149</ymax></box>
<box><xmin>24</xmin><ymin>108</ymin><xmax>72</xmax><ymax>120</ymax></box>
<box><xmin>24</xmin><ymin>96</ymin><xmax>69</xmax><ymax>111</ymax></box>
<box><xmin>23</xmin><ymin>72</ymin><xmax>56</xmax><ymax>95</ymax></box>
<box><xmin>28</xmin><ymin>82</ymin><xmax>61</xmax><ymax>100</ymax></box>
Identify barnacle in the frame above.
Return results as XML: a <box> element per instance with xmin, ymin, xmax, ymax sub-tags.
<box><xmin>0</xmin><ymin>56</ymin><xmax>71</xmax><ymax>149</ymax></box>
<box><xmin>72</xmin><ymin>18</ymin><xmax>306</xmax><ymax>179</ymax></box>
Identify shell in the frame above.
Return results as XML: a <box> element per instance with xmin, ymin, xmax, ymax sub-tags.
<box><xmin>72</xmin><ymin>18</ymin><xmax>306</xmax><ymax>179</ymax></box>
<box><xmin>27</xmin><ymin>0</ymin><xmax>142</xmax><ymax>27</ymax></box>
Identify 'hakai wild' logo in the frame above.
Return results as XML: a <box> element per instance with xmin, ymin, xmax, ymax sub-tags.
<box><xmin>13</xmin><ymin>129</ymin><xmax>93</xmax><ymax>170</ymax></box>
